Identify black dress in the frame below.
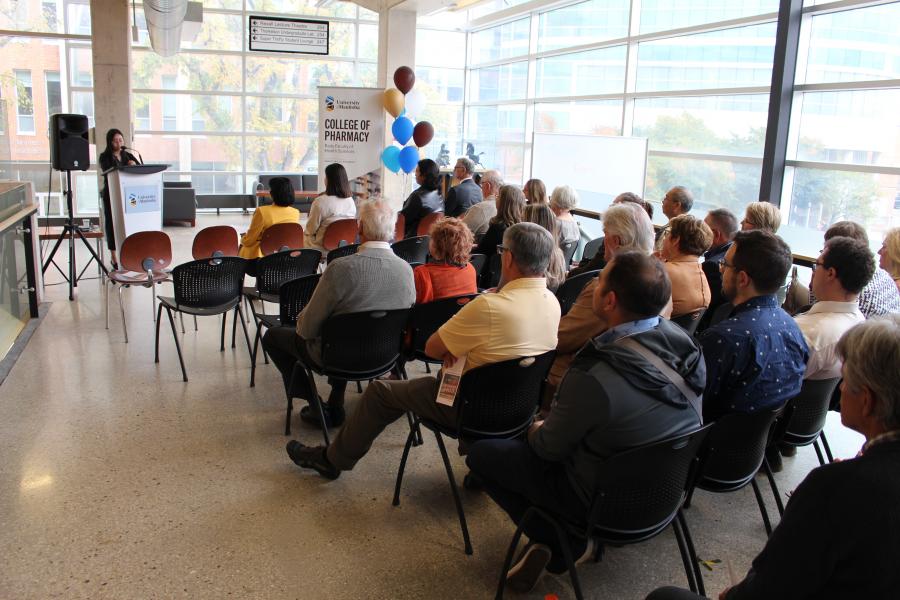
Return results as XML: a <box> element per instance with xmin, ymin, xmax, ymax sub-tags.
<box><xmin>98</xmin><ymin>150</ymin><xmax>139</xmax><ymax>251</ymax></box>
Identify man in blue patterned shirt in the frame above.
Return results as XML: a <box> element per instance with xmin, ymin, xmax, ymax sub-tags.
<box><xmin>699</xmin><ymin>230</ymin><xmax>809</xmax><ymax>422</ymax></box>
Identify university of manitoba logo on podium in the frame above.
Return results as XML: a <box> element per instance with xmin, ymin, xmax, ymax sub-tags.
<box><xmin>325</xmin><ymin>96</ymin><xmax>335</xmax><ymax>112</ymax></box>
<box><xmin>128</xmin><ymin>193</ymin><xmax>138</xmax><ymax>208</ymax></box>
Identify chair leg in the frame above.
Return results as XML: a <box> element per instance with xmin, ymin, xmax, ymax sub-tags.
<box><xmin>250</xmin><ymin>325</ymin><xmax>263</xmax><ymax>387</ymax></box>
<box><xmin>683</xmin><ymin>484</ymin><xmax>696</xmax><ymax>509</ymax></box>
<box><xmin>425</xmin><ymin>363</ymin><xmax>431</xmax><ymax>374</ymax></box>
<box><xmin>105</xmin><ymin>281</ymin><xmax>110</xmax><ymax>330</ymax></box>
<box><xmin>356</xmin><ymin>381</ymin><xmax>363</xmax><ymax>393</ymax></box>
<box><xmin>677</xmin><ymin>511</ymin><xmax>705</xmax><ymax>596</ymax></box>
<box><xmin>495</xmin><ymin>511</ymin><xmax>532</xmax><ymax>600</ymax></box>
<box><xmin>154</xmin><ymin>302</ymin><xmax>164</xmax><ymax>363</ymax></box>
<box><xmin>762</xmin><ymin>458</ymin><xmax>785</xmax><ymax>517</ymax></box>
<box><xmin>236</xmin><ymin>305</ymin><xmax>253</xmax><ymax>358</ymax></box>
<box><xmin>750</xmin><ymin>477</ymin><xmax>774</xmax><ymax>536</ymax></box>
<box><xmin>193</xmin><ymin>315</ymin><xmax>198</xmax><ymax>331</ymax></box>
<box><xmin>151</xmin><ymin>279</ymin><xmax>157</xmax><ymax>323</ymax></box>
<box><xmin>433</xmin><ymin>431</ymin><xmax>473</xmax><ymax>555</ymax></box>
<box><xmin>392</xmin><ymin>427</ymin><xmax>418</xmax><ymax>506</ymax></box>
<box><xmin>813</xmin><ymin>440</ymin><xmax>825</xmax><ymax>466</ymax></box>
<box><xmin>671</xmin><ymin>513</ymin><xmax>698</xmax><ymax>594</ymax></box>
<box><xmin>406</xmin><ymin>412</ymin><xmax>422</xmax><ymax>447</ymax></box>
<box><xmin>231</xmin><ymin>305</ymin><xmax>238</xmax><ymax>348</ymax></box>
<box><xmin>316</xmin><ymin>389</ymin><xmax>331</xmax><ymax>447</ymax></box>
<box><xmin>543</xmin><ymin>513</ymin><xmax>584</xmax><ymax>600</ymax></box>
<box><xmin>179</xmin><ymin>312</ymin><xmax>185</xmax><ymax>334</ymax></box>
<box><xmin>220</xmin><ymin>309</ymin><xmax>226</xmax><ymax>352</ymax></box>
<box><xmin>118</xmin><ymin>284</ymin><xmax>129</xmax><ymax>343</ymax></box>
<box><xmin>820</xmin><ymin>432</ymin><xmax>834</xmax><ymax>463</ymax></box>
<box><xmin>165</xmin><ymin>307</ymin><xmax>188</xmax><ymax>382</ymax></box>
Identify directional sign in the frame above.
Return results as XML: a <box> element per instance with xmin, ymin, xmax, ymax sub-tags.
<box><xmin>249</xmin><ymin>15</ymin><xmax>329</xmax><ymax>55</ymax></box>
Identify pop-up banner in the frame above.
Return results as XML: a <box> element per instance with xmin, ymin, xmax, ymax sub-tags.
<box><xmin>318</xmin><ymin>86</ymin><xmax>385</xmax><ymax>199</ymax></box>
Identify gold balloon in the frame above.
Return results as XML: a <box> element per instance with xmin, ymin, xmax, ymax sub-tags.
<box><xmin>383</xmin><ymin>88</ymin><xmax>405</xmax><ymax>118</ymax></box>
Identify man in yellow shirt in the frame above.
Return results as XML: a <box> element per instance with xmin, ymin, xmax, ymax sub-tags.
<box><xmin>286</xmin><ymin>222</ymin><xmax>561</xmax><ymax>479</ymax></box>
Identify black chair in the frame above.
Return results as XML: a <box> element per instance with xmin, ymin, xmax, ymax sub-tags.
<box><xmin>391</xmin><ymin>235</ymin><xmax>430</xmax><ymax>264</ymax></box>
<box><xmin>402</xmin><ymin>294</ymin><xmax>479</xmax><ymax>373</ymax></box>
<box><xmin>560</xmin><ymin>239</ymin><xmax>578</xmax><ymax>267</ymax></box>
<box><xmin>326</xmin><ymin>242</ymin><xmax>360</xmax><ymax>264</ymax></box>
<box><xmin>480</xmin><ymin>253</ymin><xmax>502</xmax><ymax>289</ymax></box>
<box><xmin>495</xmin><ymin>426</ymin><xmax>712</xmax><ymax>600</ymax></box>
<box><xmin>469</xmin><ymin>253</ymin><xmax>486</xmax><ymax>276</ymax></box>
<box><xmin>685</xmin><ymin>408</ymin><xmax>783</xmax><ymax>545</ymax></box>
<box><xmin>393</xmin><ymin>350</ymin><xmax>556</xmax><ymax>555</ymax></box>
<box><xmin>249</xmin><ymin>273</ymin><xmax>321</xmax><ymax>388</ymax></box>
<box><xmin>581</xmin><ymin>236</ymin><xmax>604</xmax><ymax>262</ymax></box>
<box><xmin>155</xmin><ymin>257</ymin><xmax>252</xmax><ymax>382</ymax></box>
<box><xmin>774</xmin><ymin>377</ymin><xmax>841</xmax><ymax>466</ymax></box>
<box><xmin>243</xmin><ymin>248</ymin><xmax>320</xmax><ymax>342</ymax></box>
<box><xmin>555</xmin><ymin>269</ymin><xmax>599</xmax><ymax>316</ymax></box>
<box><xmin>284</xmin><ymin>308</ymin><xmax>411</xmax><ymax>441</ymax></box>
<box><xmin>671</xmin><ymin>308</ymin><xmax>707</xmax><ymax>336</ymax></box>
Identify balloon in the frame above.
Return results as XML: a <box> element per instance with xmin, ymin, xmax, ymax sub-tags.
<box><xmin>382</xmin><ymin>145</ymin><xmax>401</xmax><ymax>173</ymax></box>
<box><xmin>412</xmin><ymin>121</ymin><xmax>434</xmax><ymax>148</ymax></box>
<box><xmin>393</xmin><ymin>66</ymin><xmax>415</xmax><ymax>94</ymax></box>
<box><xmin>391</xmin><ymin>116</ymin><xmax>414</xmax><ymax>146</ymax></box>
<box><xmin>399</xmin><ymin>146</ymin><xmax>419</xmax><ymax>174</ymax></box>
<box><xmin>383</xmin><ymin>88</ymin><xmax>404</xmax><ymax>118</ymax></box>
<box><xmin>404</xmin><ymin>89</ymin><xmax>427</xmax><ymax>119</ymax></box>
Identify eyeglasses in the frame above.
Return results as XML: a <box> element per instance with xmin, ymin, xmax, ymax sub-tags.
<box><xmin>719</xmin><ymin>259</ymin><xmax>736</xmax><ymax>272</ymax></box>
<box><xmin>497</xmin><ymin>244</ymin><xmax>508</xmax><ymax>255</ymax></box>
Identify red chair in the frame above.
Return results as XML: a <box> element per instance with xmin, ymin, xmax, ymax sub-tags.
<box><xmin>192</xmin><ymin>225</ymin><xmax>239</xmax><ymax>259</ymax></box>
<box><xmin>260</xmin><ymin>222</ymin><xmax>303</xmax><ymax>255</ymax></box>
<box><xmin>394</xmin><ymin>213</ymin><xmax>406</xmax><ymax>242</ymax></box>
<box><xmin>106</xmin><ymin>231</ymin><xmax>172</xmax><ymax>343</ymax></box>
<box><xmin>322</xmin><ymin>218</ymin><xmax>359</xmax><ymax>251</ymax></box>
<box><xmin>417</xmin><ymin>212</ymin><xmax>444</xmax><ymax>237</ymax></box>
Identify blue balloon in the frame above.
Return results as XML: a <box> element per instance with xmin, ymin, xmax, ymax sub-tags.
<box><xmin>382</xmin><ymin>145</ymin><xmax>401</xmax><ymax>173</ymax></box>
<box><xmin>399</xmin><ymin>145</ymin><xmax>419</xmax><ymax>174</ymax></box>
<box><xmin>392</xmin><ymin>116</ymin><xmax>414</xmax><ymax>146</ymax></box>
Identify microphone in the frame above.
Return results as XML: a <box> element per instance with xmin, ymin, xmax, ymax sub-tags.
<box><xmin>122</xmin><ymin>146</ymin><xmax>144</xmax><ymax>165</ymax></box>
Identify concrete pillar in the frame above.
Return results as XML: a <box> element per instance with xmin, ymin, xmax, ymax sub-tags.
<box><xmin>377</xmin><ymin>8</ymin><xmax>417</xmax><ymax>209</ymax></box>
<box><xmin>90</xmin><ymin>0</ymin><xmax>133</xmax><ymax>159</ymax></box>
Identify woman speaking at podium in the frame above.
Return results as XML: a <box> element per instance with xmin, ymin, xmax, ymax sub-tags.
<box><xmin>98</xmin><ymin>128</ymin><xmax>138</xmax><ymax>268</ymax></box>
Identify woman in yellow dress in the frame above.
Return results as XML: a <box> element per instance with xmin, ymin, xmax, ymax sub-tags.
<box><xmin>239</xmin><ymin>176</ymin><xmax>300</xmax><ymax>260</ymax></box>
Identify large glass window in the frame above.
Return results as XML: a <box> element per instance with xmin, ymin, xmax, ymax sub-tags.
<box><xmin>416</xmin><ymin>25</ymin><xmax>466</xmax><ymax>164</ymax></box>
<box><xmin>14</xmin><ymin>70</ymin><xmax>35</xmax><ymax>134</ymax></box>
<box><xmin>470</xmin><ymin>18</ymin><xmax>530</xmax><ymax>65</ymax></box>
<box><xmin>538</xmin><ymin>0</ymin><xmax>630</xmax><ymax>52</ymax></box>
<box><xmin>536</xmin><ymin>46</ymin><xmax>627</xmax><ymax>98</ymax></box>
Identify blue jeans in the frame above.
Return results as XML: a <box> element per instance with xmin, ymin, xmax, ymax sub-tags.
<box><xmin>466</xmin><ymin>438</ymin><xmax>589</xmax><ymax>572</ymax></box>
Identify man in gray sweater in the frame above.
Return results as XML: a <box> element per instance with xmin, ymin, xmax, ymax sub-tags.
<box><xmin>262</xmin><ymin>199</ymin><xmax>415</xmax><ymax>428</ymax></box>
<box><xmin>466</xmin><ymin>252</ymin><xmax>705</xmax><ymax>593</ymax></box>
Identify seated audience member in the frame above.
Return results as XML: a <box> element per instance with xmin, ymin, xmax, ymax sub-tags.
<box><xmin>474</xmin><ymin>185</ymin><xmax>526</xmax><ymax>260</ymax></box>
<box><xmin>303</xmin><ymin>163</ymin><xmax>357</xmax><ymax>251</ymax></box>
<box><xmin>238</xmin><ymin>176</ymin><xmax>300</xmax><ymax>260</ymax></box>
<box><xmin>412</xmin><ymin>217</ymin><xmax>477</xmax><ymax>304</ymax></box>
<box><xmin>646</xmin><ymin>315</ymin><xmax>900</xmax><ymax>600</ymax></box>
<box><xmin>657</xmin><ymin>186</ymin><xmax>693</xmax><ymax>248</ymax></box>
<box><xmin>399</xmin><ymin>159</ymin><xmax>443</xmax><ymax>238</ymax></box>
<box><xmin>524</xmin><ymin>203</ymin><xmax>567</xmax><ymax>291</ymax></box>
<box><xmin>659</xmin><ymin>214</ymin><xmax>713</xmax><ymax>318</ymax></box>
<box><xmin>284</xmin><ymin>223</ymin><xmax>562</xmax><ymax>479</ymax></box>
<box><xmin>468</xmin><ymin>252</ymin><xmax>705</xmax><ymax>593</ymax></box>
<box><xmin>820</xmin><ymin>221</ymin><xmax>900</xmax><ymax>317</ymax></box>
<box><xmin>698</xmin><ymin>208</ymin><xmax>740</xmax><ymax>331</ymax></box>
<box><xmin>879</xmin><ymin>227</ymin><xmax>900</xmax><ymax>294</ymax></box>
<box><xmin>568</xmin><ymin>192</ymin><xmax>652</xmax><ymax>277</ymax></box>
<box><xmin>262</xmin><ymin>199</ymin><xmax>415</xmax><ymax>428</ymax></box>
<box><xmin>461</xmin><ymin>169</ymin><xmax>502</xmax><ymax>239</ymax></box>
<box><xmin>523</xmin><ymin>178</ymin><xmax>548</xmax><ymax>205</ymax></box>
<box><xmin>795</xmin><ymin>236</ymin><xmax>874</xmax><ymax>380</ymax></box>
<box><xmin>550</xmin><ymin>185</ymin><xmax>580</xmax><ymax>246</ymax></box>
<box><xmin>544</xmin><ymin>202</ymin><xmax>660</xmax><ymax>408</ymax></box>
<box><xmin>698</xmin><ymin>230</ymin><xmax>808</xmax><ymax>422</ymax></box>
<box><xmin>444</xmin><ymin>157</ymin><xmax>482</xmax><ymax>218</ymax></box>
<box><xmin>741</xmin><ymin>201</ymin><xmax>781</xmax><ymax>233</ymax></box>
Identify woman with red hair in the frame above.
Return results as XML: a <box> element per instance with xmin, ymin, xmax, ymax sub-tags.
<box><xmin>414</xmin><ymin>217</ymin><xmax>477</xmax><ymax>304</ymax></box>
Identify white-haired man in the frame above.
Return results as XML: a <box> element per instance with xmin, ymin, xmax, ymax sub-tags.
<box><xmin>262</xmin><ymin>199</ymin><xmax>416</xmax><ymax>428</ymax></box>
<box><xmin>462</xmin><ymin>169</ymin><xmax>502</xmax><ymax>239</ymax></box>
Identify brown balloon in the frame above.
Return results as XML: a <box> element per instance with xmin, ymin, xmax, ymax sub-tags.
<box><xmin>383</xmin><ymin>88</ymin><xmax>404</xmax><ymax>118</ymax></box>
<box><xmin>393</xmin><ymin>66</ymin><xmax>416</xmax><ymax>95</ymax></box>
<box><xmin>412</xmin><ymin>121</ymin><xmax>434</xmax><ymax>148</ymax></box>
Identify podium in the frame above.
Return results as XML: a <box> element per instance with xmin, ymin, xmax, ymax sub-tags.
<box><xmin>104</xmin><ymin>164</ymin><xmax>168</xmax><ymax>257</ymax></box>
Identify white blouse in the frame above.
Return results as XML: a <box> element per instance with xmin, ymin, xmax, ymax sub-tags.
<box><xmin>304</xmin><ymin>194</ymin><xmax>357</xmax><ymax>250</ymax></box>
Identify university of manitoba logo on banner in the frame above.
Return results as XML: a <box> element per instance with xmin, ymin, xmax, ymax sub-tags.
<box><xmin>325</xmin><ymin>96</ymin><xmax>335</xmax><ymax>112</ymax></box>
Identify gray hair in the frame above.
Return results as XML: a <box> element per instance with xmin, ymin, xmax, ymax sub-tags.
<box><xmin>837</xmin><ymin>315</ymin><xmax>900</xmax><ymax>430</ymax></box>
<box><xmin>482</xmin><ymin>169</ymin><xmax>503</xmax><ymax>191</ymax></box>
<box><xmin>504</xmin><ymin>222</ymin><xmax>554</xmax><ymax>277</ymax></box>
<box><xmin>358</xmin><ymin>199</ymin><xmax>395</xmax><ymax>242</ymax></box>
<box><xmin>455</xmin><ymin>157</ymin><xmax>475</xmax><ymax>175</ymax></box>
<box><xmin>550</xmin><ymin>185</ymin><xmax>579</xmax><ymax>211</ymax></box>
<box><xmin>667</xmin><ymin>186</ymin><xmax>694</xmax><ymax>213</ymax></box>
<box><xmin>603</xmin><ymin>203</ymin><xmax>654</xmax><ymax>255</ymax></box>
<box><xmin>744</xmin><ymin>201</ymin><xmax>781</xmax><ymax>233</ymax></box>
<box><xmin>707</xmin><ymin>208</ymin><xmax>740</xmax><ymax>239</ymax></box>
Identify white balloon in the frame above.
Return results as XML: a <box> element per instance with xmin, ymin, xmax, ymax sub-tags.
<box><xmin>405</xmin><ymin>89</ymin><xmax>427</xmax><ymax>119</ymax></box>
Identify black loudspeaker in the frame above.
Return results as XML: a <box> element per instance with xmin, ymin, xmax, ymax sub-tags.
<box><xmin>50</xmin><ymin>113</ymin><xmax>90</xmax><ymax>171</ymax></box>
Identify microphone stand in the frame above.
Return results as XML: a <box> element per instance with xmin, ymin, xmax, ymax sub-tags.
<box><xmin>124</xmin><ymin>146</ymin><xmax>144</xmax><ymax>165</ymax></box>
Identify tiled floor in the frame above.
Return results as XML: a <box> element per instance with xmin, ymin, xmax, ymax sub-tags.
<box><xmin>0</xmin><ymin>212</ymin><xmax>865</xmax><ymax>599</ymax></box>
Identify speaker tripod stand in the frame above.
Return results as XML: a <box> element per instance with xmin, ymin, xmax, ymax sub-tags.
<box><xmin>41</xmin><ymin>169</ymin><xmax>109</xmax><ymax>301</ymax></box>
